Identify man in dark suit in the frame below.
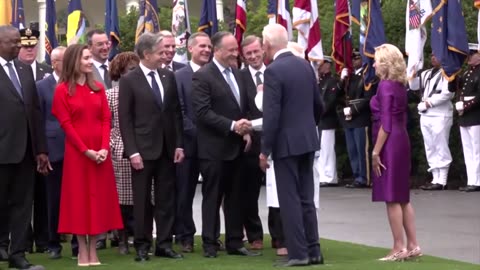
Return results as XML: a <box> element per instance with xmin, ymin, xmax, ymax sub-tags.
<box><xmin>259</xmin><ymin>24</ymin><xmax>323</xmax><ymax>267</ymax></box>
<box><xmin>239</xmin><ymin>35</ymin><xmax>265</xmax><ymax>250</ymax></box>
<box><xmin>17</xmin><ymin>28</ymin><xmax>53</xmax><ymax>254</ymax></box>
<box><xmin>192</xmin><ymin>31</ymin><xmax>258</xmax><ymax>258</ymax></box>
<box><xmin>0</xmin><ymin>25</ymin><xmax>50</xmax><ymax>270</ymax></box>
<box><xmin>119</xmin><ymin>32</ymin><xmax>184</xmax><ymax>262</ymax></box>
<box><xmin>159</xmin><ymin>30</ymin><xmax>186</xmax><ymax>71</ymax></box>
<box><xmin>35</xmin><ymin>46</ymin><xmax>71</xmax><ymax>260</ymax></box>
<box><xmin>174</xmin><ymin>32</ymin><xmax>212</xmax><ymax>253</ymax></box>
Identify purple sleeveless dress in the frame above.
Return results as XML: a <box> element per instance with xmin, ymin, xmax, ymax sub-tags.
<box><xmin>370</xmin><ymin>80</ymin><xmax>411</xmax><ymax>203</ymax></box>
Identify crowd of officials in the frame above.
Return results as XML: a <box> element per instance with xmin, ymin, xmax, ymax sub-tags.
<box><xmin>0</xmin><ymin>20</ymin><xmax>479</xmax><ymax>269</ymax></box>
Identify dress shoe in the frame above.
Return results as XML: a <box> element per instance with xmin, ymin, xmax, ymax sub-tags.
<box><xmin>181</xmin><ymin>243</ymin><xmax>193</xmax><ymax>253</ymax></box>
<box><xmin>96</xmin><ymin>239</ymin><xmax>106</xmax><ymax>250</ymax></box>
<box><xmin>227</xmin><ymin>247</ymin><xmax>261</xmax><ymax>256</ymax></box>
<box><xmin>459</xmin><ymin>185</ymin><xmax>480</xmax><ymax>192</ymax></box>
<box><xmin>309</xmin><ymin>255</ymin><xmax>324</xmax><ymax>265</ymax></box>
<box><xmin>35</xmin><ymin>246</ymin><xmax>49</xmax><ymax>254</ymax></box>
<box><xmin>154</xmin><ymin>248</ymin><xmax>183</xmax><ymax>259</ymax></box>
<box><xmin>420</xmin><ymin>183</ymin><xmax>445</xmax><ymax>190</ymax></box>
<box><xmin>0</xmin><ymin>248</ymin><xmax>8</xmax><ymax>261</ymax></box>
<box><xmin>274</xmin><ymin>258</ymin><xmax>309</xmax><ymax>267</ymax></box>
<box><xmin>48</xmin><ymin>250</ymin><xmax>62</xmax><ymax>260</ymax></box>
<box><xmin>345</xmin><ymin>181</ymin><xmax>368</xmax><ymax>188</ymax></box>
<box><xmin>320</xmin><ymin>182</ymin><xmax>338</xmax><ymax>187</ymax></box>
<box><xmin>203</xmin><ymin>249</ymin><xmax>217</xmax><ymax>258</ymax></box>
<box><xmin>134</xmin><ymin>249</ymin><xmax>150</xmax><ymax>262</ymax></box>
<box><xmin>250</xmin><ymin>240</ymin><xmax>263</xmax><ymax>250</ymax></box>
<box><xmin>9</xmin><ymin>257</ymin><xmax>45</xmax><ymax>270</ymax></box>
<box><xmin>215</xmin><ymin>239</ymin><xmax>225</xmax><ymax>251</ymax></box>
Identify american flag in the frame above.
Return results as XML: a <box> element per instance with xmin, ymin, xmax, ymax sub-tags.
<box><xmin>409</xmin><ymin>0</ymin><xmax>421</xmax><ymax>30</ymax></box>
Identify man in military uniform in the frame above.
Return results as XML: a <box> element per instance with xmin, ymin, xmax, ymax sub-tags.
<box><xmin>317</xmin><ymin>56</ymin><xmax>341</xmax><ymax>186</ymax></box>
<box><xmin>17</xmin><ymin>27</ymin><xmax>53</xmax><ymax>255</ymax></box>
<box><xmin>18</xmin><ymin>28</ymin><xmax>53</xmax><ymax>81</ymax></box>
<box><xmin>409</xmin><ymin>54</ymin><xmax>453</xmax><ymax>190</ymax></box>
<box><xmin>339</xmin><ymin>50</ymin><xmax>376</xmax><ymax>188</ymax></box>
<box><xmin>454</xmin><ymin>44</ymin><xmax>480</xmax><ymax>192</ymax></box>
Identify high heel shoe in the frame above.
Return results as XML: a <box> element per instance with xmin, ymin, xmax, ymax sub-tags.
<box><xmin>77</xmin><ymin>262</ymin><xmax>89</xmax><ymax>267</ymax></box>
<box><xmin>378</xmin><ymin>249</ymin><xmax>407</xmax><ymax>261</ymax></box>
<box><xmin>406</xmin><ymin>246</ymin><xmax>422</xmax><ymax>259</ymax></box>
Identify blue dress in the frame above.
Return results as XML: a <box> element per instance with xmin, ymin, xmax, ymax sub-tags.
<box><xmin>370</xmin><ymin>80</ymin><xmax>411</xmax><ymax>203</ymax></box>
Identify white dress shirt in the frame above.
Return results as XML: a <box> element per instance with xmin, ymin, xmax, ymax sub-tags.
<box><xmin>189</xmin><ymin>61</ymin><xmax>202</xmax><ymax>73</ymax></box>
<box><xmin>30</xmin><ymin>61</ymin><xmax>37</xmax><ymax>81</ymax></box>
<box><xmin>248</xmin><ymin>64</ymin><xmax>266</xmax><ymax>85</ymax></box>
<box><xmin>92</xmin><ymin>59</ymin><xmax>109</xmax><ymax>82</ymax></box>
<box><xmin>273</xmin><ymin>48</ymin><xmax>291</xmax><ymax>61</ymax></box>
<box><xmin>139</xmin><ymin>62</ymin><xmax>165</xmax><ymax>101</ymax></box>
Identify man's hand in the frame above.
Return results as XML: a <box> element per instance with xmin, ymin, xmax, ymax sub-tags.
<box><xmin>340</xmin><ymin>68</ymin><xmax>349</xmax><ymax>80</ymax></box>
<box><xmin>130</xmin><ymin>155</ymin><xmax>144</xmax><ymax>170</ymax></box>
<box><xmin>36</xmin><ymin>154</ymin><xmax>52</xmax><ymax>176</ymax></box>
<box><xmin>234</xmin><ymin>119</ymin><xmax>252</xmax><ymax>135</ymax></box>
<box><xmin>259</xmin><ymin>153</ymin><xmax>270</xmax><ymax>172</ymax></box>
<box><xmin>97</xmin><ymin>149</ymin><xmax>109</xmax><ymax>164</ymax></box>
<box><xmin>243</xmin><ymin>134</ymin><xmax>252</xmax><ymax>152</ymax></box>
<box><xmin>174</xmin><ymin>148</ymin><xmax>185</xmax><ymax>163</ymax></box>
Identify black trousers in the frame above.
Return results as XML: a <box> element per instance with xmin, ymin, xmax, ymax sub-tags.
<box><xmin>45</xmin><ymin>161</ymin><xmax>63</xmax><ymax>252</ymax></box>
<box><xmin>174</xmin><ymin>157</ymin><xmax>199</xmax><ymax>245</ymax></box>
<box><xmin>274</xmin><ymin>153</ymin><xmax>320</xmax><ymax>260</ymax></box>
<box><xmin>268</xmin><ymin>207</ymin><xmax>285</xmax><ymax>248</ymax></box>
<box><xmin>0</xmin><ymin>151</ymin><xmax>35</xmax><ymax>258</ymax></box>
<box><xmin>131</xmin><ymin>154</ymin><xmax>176</xmax><ymax>251</ymax></box>
<box><xmin>242</xmin><ymin>156</ymin><xmax>264</xmax><ymax>242</ymax></box>
<box><xmin>200</xmin><ymin>157</ymin><xmax>245</xmax><ymax>252</ymax></box>
<box><xmin>26</xmin><ymin>171</ymin><xmax>49</xmax><ymax>250</ymax></box>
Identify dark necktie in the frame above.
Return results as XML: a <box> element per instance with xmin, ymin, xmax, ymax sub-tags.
<box><xmin>223</xmin><ymin>68</ymin><xmax>240</xmax><ymax>105</ymax></box>
<box><xmin>166</xmin><ymin>65</ymin><xmax>173</xmax><ymax>71</ymax></box>
<box><xmin>148</xmin><ymin>71</ymin><xmax>163</xmax><ymax>107</ymax></box>
<box><xmin>6</xmin><ymin>62</ymin><xmax>23</xmax><ymax>99</ymax></box>
<box><xmin>101</xmin><ymin>64</ymin><xmax>112</xmax><ymax>89</ymax></box>
<box><xmin>255</xmin><ymin>71</ymin><xmax>263</xmax><ymax>86</ymax></box>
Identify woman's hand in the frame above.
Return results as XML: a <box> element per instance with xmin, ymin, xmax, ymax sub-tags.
<box><xmin>85</xmin><ymin>150</ymin><xmax>99</xmax><ymax>162</ymax></box>
<box><xmin>372</xmin><ymin>152</ymin><xmax>386</xmax><ymax>177</ymax></box>
<box><xmin>97</xmin><ymin>149</ymin><xmax>109</xmax><ymax>163</ymax></box>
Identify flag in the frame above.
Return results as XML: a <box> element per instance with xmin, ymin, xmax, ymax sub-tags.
<box><xmin>45</xmin><ymin>0</ymin><xmax>58</xmax><ymax>65</ymax></box>
<box><xmin>405</xmin><ymin>0</ymin><xmax>431</xmax><ymax>80</ymax></box>
<box><xmin>476</xmin><ymin>0</ymin><xmax>480</xmax><ymax>51</ymax></box>
<box><xmin>431</xmin><ymin>0</ymin><xmax>469</xmax><ymax>81</ymax></box>
<box><xmin>354</xmin><ymin>0</ymin><xmax>385</xmax><ymax>89</ymax></box>
<box><xmin>234</xmin><ymin>0</ymin><xmax>247</xmax><ymax>49</ymax></box>
<box><xmin>0</xmin><ymin>0</ymin><xmax>12</xmax><ymax>25</ymax></box>
<box><xmin>332</xmin><ymin>0</ymin><xmax>352</xmax><ymax>74</ymax></box>
<box><xmin>267</xmin><ymin>0</ymin><xmax>277</xmax><ymax>24</ymax></box>
<box><xmin>11</xmin><ymin>0</ymin><xmax>25</xmax><ymax>29</ymax></box>
<box><xmin>172</xmin><ymin>0</ymin><xmax>191</xmax><ymax>63</ymax></box>
<box><xmin>198</xmin><ymin>0</ymin><xmax>218</xmax><ymax>36</ymax></box>
<box><xmin>66</xmin><ymin>0</ymin><xmax>86</xmax><ymax>45</ymax></box>
<box><xmin>135</xmin><ymin>0</ymin><xmax>160</xmax><ymax>43</ymax></box>
<box><xmin>293</xmin><ymin>0</ymin><xmax>323</xmax><ymax>62</ymax></box>
<box><xmin>105</xmin><ymin>0</ymin><xmax>121</xmax><ymax>60</ymax></box>
<box><xmin>277</xmin><ymin>0</ymin><xmax>293</xmax><ymax>40</ymax></box>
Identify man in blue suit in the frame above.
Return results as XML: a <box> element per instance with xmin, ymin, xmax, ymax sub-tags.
<box><xmin>36</xmin><ymin>46</ymin><xmax>76</xmax><ymax>260</ymax></box>
<box><xmin>174</xmin><ymin>32</ymin><xmax>212</xmax><ymax>253</ymax></box>
<box><xmin>259</xmin><ymin>24</ymin><xmax>324</xmax><ymax>267</ymax></box>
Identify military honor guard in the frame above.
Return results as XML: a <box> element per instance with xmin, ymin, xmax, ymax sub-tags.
<box><xmin>454</xmin><ymin>44</ymin><xmax>480</xmax><ymax>192</ymax></box>
<box><xmin>409</xmin><ymin>54</ymin><xmax>453</xmax><ymax>190</ymax></box>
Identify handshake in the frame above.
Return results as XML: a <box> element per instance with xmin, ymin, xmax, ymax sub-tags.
<box><xmin>234</xmin><ymin>119</ymin><xmax>253</xmax><ymax>135</ymax></box>
<box><xmin>85</xmin><ymin>149</ymin><xmax>109</xmax><ymax>164</ymax></box>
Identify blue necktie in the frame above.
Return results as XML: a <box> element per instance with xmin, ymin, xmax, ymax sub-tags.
<box><xmin>148</xmin><ymin>71</ymin><xmax>163</xmax><ymax>107</ymax></box>
<box><xmin>223</xmin><ymin>68</ymin><xmax>240</xmax><ymax>105</ymax></box>
<box><xmin>6</xmin><ymin>62</ymin><xmax>23</xmax><ymax>99</ymax></box>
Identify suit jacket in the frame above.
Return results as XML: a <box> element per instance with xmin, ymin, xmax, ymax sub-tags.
<box><xmin>240</xmin><ymin>68</ymin><xmax>262</xmax><ymax>156</ymax></box>
<box><xmin>175</xmin><ymin>63</ymin><xmax>197</xmax><ymax>157</ymax></box>
<box><xmin>92</xmin><ymin>65</ymin><xmax>107</xmax><ymax>89</ymax></box>
<box><xmin>118</xmin><ymin>66</ymin><xmax>183</xmax><ymax>160</ymax></box>
<box><xmin>262</xmin><ymin>51</ymin><xmax>322</xmax><ymax>159</ymax></box>
<box><xmin>318</xmin><ymin>73</ymin><xmax>341</xmax><ymax>130</ymax></box>
<box><xmin>0</xmin><ymin>59</ymin><xmax>47</xmax><ymax>164</ymax></box>
<box><xmin>36</xmin><ymin>75</ymin><xmax>65</xmax><ymax>162</ymax></box>
<box><xmin>172</xmin><ymin>61</ymin><xmax>187</xmax><ymax>72</ymax></box>
<box><xmin>192</xmin><ymin>61</ymin><xmax>249</xmax><ymax>161</ymax></box>
<box><xmin>35</xmin><ymin>61</ymin><xmax>53</xmax><ymax>81</ymax></box>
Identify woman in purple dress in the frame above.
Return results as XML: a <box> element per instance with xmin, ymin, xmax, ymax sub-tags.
<box><xmin>370</xmin><ymin>44</ymin><xmax>421</xmax><ymax>261</ymax></box>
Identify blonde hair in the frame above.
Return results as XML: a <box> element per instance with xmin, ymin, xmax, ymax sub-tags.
<box><xmin>374</xmin><ymin>43</ymin><xmax>407</xmax><ymax>85</ymax></box>
<box><xmin>287</xmin><ymin>41</ymin><xmax>304</xmax><ymax>58</ymax></box>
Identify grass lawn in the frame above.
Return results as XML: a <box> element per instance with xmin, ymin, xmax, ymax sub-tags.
<box><xmin>8</xmin><ymin>238</ymin><xmax>478</xmax><ymax>270</ymax></box>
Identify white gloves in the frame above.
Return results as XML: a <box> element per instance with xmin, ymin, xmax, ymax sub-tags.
<box><xmin>340</xmin><ymin>68</ymin><xmax>349</xmax><ymax>80</ymax></box>
<box><xmin>417</xmin><ymin>102</ymin><xmax>427</xmax><ymax>112</ymax></box>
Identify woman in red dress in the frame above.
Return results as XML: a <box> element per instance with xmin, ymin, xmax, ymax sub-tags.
<box><xmin>52</xmin><ymin>44</ymin><xmax>123</xmax><ymax>266</ymax></box>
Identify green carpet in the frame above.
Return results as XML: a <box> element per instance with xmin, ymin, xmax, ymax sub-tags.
<box><xmin>6</xmin><ymin>238</ymin><xmax>477</xmax><ymax>270</ymax></box>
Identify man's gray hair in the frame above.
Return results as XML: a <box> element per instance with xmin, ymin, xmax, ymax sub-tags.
<box><xmin>51</xmin><ymin>46</ymin><xmax>66</xmax><ymax>61</ymax></box>
<box><xmin>262</xmin><ymin>24</ymin><xmax>288</xmax><ymax>49</ymax></box>
<box><xmin>135</xmin><ymin>32</ymin><xmax>164</xmax><ymax>59</ymax></box>
<box><xmin>159</xmin><ymin>30</ymin><xmax>174</xmax><ymax>37</ymax></box>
